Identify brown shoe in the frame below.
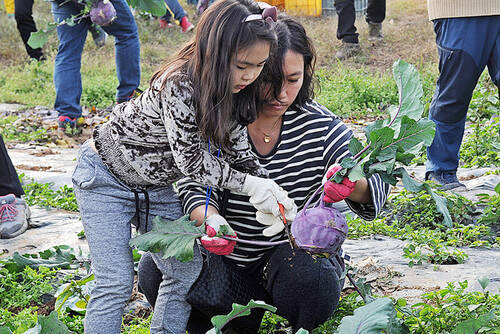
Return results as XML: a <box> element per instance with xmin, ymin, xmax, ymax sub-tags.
<box><xmin>335</xmin><ymin>42</ymin><xmax>361</xmax><ymax>60</ymax></box>
<box><xmin>368</xmin><ymin>22</ymin><xmax>383</xmax><ymax>41</ymax></box>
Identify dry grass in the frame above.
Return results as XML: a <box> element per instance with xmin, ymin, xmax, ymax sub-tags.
<box><xmin>0</xmin><ymin>0</ymin><xmax>439</xmax><ymax>108</ymax></box>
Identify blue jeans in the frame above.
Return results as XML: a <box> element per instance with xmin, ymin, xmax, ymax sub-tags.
<box><xmin>426</xmin><ymin>16</ymin><xmax>500</xmax><ymax>173</ymax></box>
<box><xmin>73</xmin><ymin>142</ymin><xmax>202</xmax><ymax>333</ymax></box>
<box><xmin>51</xmin><ymin>0</ymin><xmax>140</xmax><ymax>118</ymax></box>
<box><xmin>162</xmin><ymin>0</ymin><xmax>187</xmax><ymax>22</ymax></box>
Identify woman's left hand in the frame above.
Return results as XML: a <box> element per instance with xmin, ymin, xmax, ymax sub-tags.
<box><xmin>323</xmin><ymin>165</ymin><xmax>356</xmax><ymax>203</ymax></box>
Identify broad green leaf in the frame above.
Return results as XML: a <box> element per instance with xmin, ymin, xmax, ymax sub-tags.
<box><xmin>369</xmin><ymin>127</ymin><xmax>395</xmax><ymax>152</ymax></box>
<box><xmin>210</xmin><ymin>300</ymin><xmax>277</xmax><ymax>330</ymax></box>
<box><xmin>399</xmin><ymin>168</ymin><xmax>424</xmax><ymax>192</ymax></box>
<box><xmin>0</xmin><ymin>326</ymin><xmax>13</xmax><ymax>334</ymax></box>
<box><xmin>336</xmin><ymin>298</ymin><xmax>394</xmax><ymax>334</ymax></box>
<box><xmin>127</xmin><ymin>0</ymin><xmax>166</xmax><ymax>16</ymax></box>
<box><xmin>348</xmin><ymin>137</ymin><xmax>365</xmax><ymax>156</ymax></box>
<box><xmin>27</xmin><ymin>30</ymin><xmax>50</xmax><ymax>49</ymax></box>
<box><xmin>450</xmin><ymin>311</ymin><xmax>496</xmax><ymax>334</ymax></box>
<box><xmin>364</xmin><ymin>119</ymin><xmax>386</xmax><ymax>143</ymax></box>
<box><xmin>295</xmin><ymin>329</ymin><xmax>309</xmax><ymax>334</ymax></box>
<box><xmin>478</xmin><ymin>276</ymin><xmax>490</xmax><ymax>290</ymax></box>
<box><xmin>367</xmin><ymin>158</ymin><xmax>395</xmax><ymax>176</ymax></box>
<box><xmin>395</xmin><ymin>151</ymin><xmax>415</xmax><ymax>165</ymax></box>
<box><xmin>391</xmin><ymin>117</ymin><xmax>435</xmax><ymax>153</ymax></box>
<box><xmin>390</xmin><ymin>60</ymin><xmax>425</xmax><ymax>136</ymax></box>
<box><xmin>424</xmin><ymin>184</ymin><xmax>452</xmax><ymax>227</ymax></box>
<box><xmin>347</xmin><ymin>163</ymin><xmax>365</xmax><ymax>182</ymax></box>
<box><xmin>129</xmin><ymin>215</ymin><xmax>204</xmax><ymax>262</ymax></box>
<box><xmin>4</xmin><ymin>246</ymin><xmax>77</xmax><ymax>272</ymax></box>
<box><xmin>495</xmin><ymin>182</ymin><xmax>500</xmax><ymax>194</ymax></box>
<box><xmin>38</xmin><ymin>312</ymin><xmax>70</xmax><ymax>334</ymax></box>
<box><xmin>340</xmin><ymin>157</ymin><xmax>357</xmax><ymax>170</ymax></box>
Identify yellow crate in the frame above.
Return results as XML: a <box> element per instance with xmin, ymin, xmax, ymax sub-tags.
<box><xmin>285</xmin><ymin>0</ymin><xmax>322</xmax><ymax>17</ymax></box>
<box><xmin>4</xmin><ymin>0</ymin><xmax>14</xmax><ymax>15</ymax></box>
<box><xmin>261</xmin><ymin>0</ymin><xmax>285</xmax><ymax>11</ymax></box>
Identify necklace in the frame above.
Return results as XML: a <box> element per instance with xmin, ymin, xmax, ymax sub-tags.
<box><xmin>262</xmin><ymin>116</ymin><xmax>282</xmax><ymax>143</ymax></box>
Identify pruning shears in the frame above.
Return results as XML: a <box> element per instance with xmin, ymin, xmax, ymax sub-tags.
<box><xmin>278</xmin><ymin>203</ymin><xmax>295</xmax><ymax>250</ymax></box>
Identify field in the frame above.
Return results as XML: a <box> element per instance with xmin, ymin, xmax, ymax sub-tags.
<box><xmin>0</xmin><ymin>0</ymin><xmax>499</xmax><ymax>333</ymax></box>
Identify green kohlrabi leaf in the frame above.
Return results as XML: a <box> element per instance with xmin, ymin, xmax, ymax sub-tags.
<box><xmin>478</xmin><ymin>276</ymin><xmax>490</xmax><ymax>290</ymax></box>
<box><xmin>127</xmin><ymin>0</ymin><xmax>166</xmax><ymax>16</ymax></box>
<box><xmin>336</xmin><ymin>298</ymin><xmax>395</xmax><ymax>334</ymax></box>
<box><xmin>27</xmin><ymin>30</ymin><xmax>50</xmax><ymax>49</ymax></box>
<box><xmin>390</xmin><ymin>60</ymin><xmax>425</xmax><ymax>136</ymax></box>
<box><xmin>398</xmin><ymin>168</ymin><xmax>452</xmax><ymax>227</ymax></box>
<box><xmin>129</xmin><ymin>215</ymin><xmax>204</xmax><ymax>262</ymax></box>
<box><xmin>0</xmin><ymin>326</ymin><xmax>13</xmax><ymax>334</ymax></box>
<box><xmin>210</xmin><ymin>300</ymin><xmax>277</xmax><ymax>331</ymax></box>
<box><xmin>450</xmin><ymin>311</ymin><xmax>496</xmax><ymax>334</ymax></box>
<box><xmin>37</xmin><ymin>312</ymin><xmax>71</xmax><ymax>334</ymax></box>
<box><xmin>348</xmin><ymin>137</ymin><xmax>365</xmax><ymax>156</ymax></box>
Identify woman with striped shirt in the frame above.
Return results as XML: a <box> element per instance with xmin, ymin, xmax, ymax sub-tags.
<box><xmin>138</xmin><ymin>15</ymin><xmax>390</xmax><ymax>333</ymax></box>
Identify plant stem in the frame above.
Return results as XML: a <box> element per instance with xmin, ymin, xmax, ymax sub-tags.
<box><xmin>219</xmin><ymin>235</ymin><xmax>289</xmax><ymax>246</ymax></box>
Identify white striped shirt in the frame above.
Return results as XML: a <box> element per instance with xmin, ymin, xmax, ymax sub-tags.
<box><xmin>178</xmin><ymin>100</ymin><xmax>390</xmax><ymax>267</ymax></box>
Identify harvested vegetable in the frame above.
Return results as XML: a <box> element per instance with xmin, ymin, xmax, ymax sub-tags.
<box><xmin>90</xmin><ymin>0</ymin><xmax>117</xmax><ymax>26</ymax></box>
<box><xmin>291</xmin><ymin>196</ymin><xmax>348</xmax><ymax>254</ymax></box>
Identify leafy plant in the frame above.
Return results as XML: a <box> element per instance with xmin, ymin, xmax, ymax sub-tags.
<box><xmin>28</xmin><ymin>0</ymin><xmax>167</xmax><ymax>49</ymax></box>
<box><xmin>0</xmin><ymin>245</ymin><xmax>81</xmax><ymax>273</ymax></box>
<box><xmin>401</xmin><ymin>279</ymin><xmax>499</xmax><ymax>333</ymax></box>
<box><xmin>55</xmin><ymin>274</ymin><xmax>95</xmax><ymax>315</ymax></box>
<box><xmin>22</xmin><ymin>179</ymin><xmax>79</xmax><ymax>212</ymax></box>
<box><xmin>460</xmin><ymin>121</ymin><xmax>500</xmax><ymax>168</ymax></box>
<box><xmin>476</xmin><ymin>182</ymin><xmax>500</xmax><ymax>226</ymax></box>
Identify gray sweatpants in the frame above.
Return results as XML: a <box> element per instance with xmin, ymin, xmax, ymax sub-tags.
<box><xmin>72</xmin><ymin>141</ymin><xmax>202</xmax><ymax>334</ymax></box>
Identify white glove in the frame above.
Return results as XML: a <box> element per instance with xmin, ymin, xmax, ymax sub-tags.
<box><xmin>256</xmin><ymin>203</ymin><xmax>297</xmax><ymax>237</ymax></box>
<box><xmin>242</xmin><ymin>175</ymin><xmax>294</xmax><ymax>216</ymax></box>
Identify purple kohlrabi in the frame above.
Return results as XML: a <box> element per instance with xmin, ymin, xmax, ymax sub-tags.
<box><xmin>90</xmin><ymin>0</ymin><xmax>117</xmax><ymax>26</ymax></box>
<box><xmin>291</xmin><ymin>196</ymin><xmax>348</xmax><ymax>254</ymax></box>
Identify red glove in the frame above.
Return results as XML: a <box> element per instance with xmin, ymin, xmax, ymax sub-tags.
<box><xmin>323</xmin><ymin>165</ymin><xmax>356</xmax><ymax>203</ymax></box>
<box><xmin>200</xmin><ymin>214</ymin><xmax>237</xmax><ymax>255</ymax></box>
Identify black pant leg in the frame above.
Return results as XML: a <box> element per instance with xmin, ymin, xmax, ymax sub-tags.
<box><xmin>334</xmin><ymin>0</ymin><xmax>358</xmax><ymax>43</ymax></box>
<box><xmin>14</xmin><ymin>0</ymin><xmax>44</xmax><ymax>61</ymax></box>
<box><xmin>265</xmin><ymin>245</ymin><xmax>344</xmax><ymax>332</ymax></box>
<box><xmin>0</xmin><ymin>135</ymin><xmax>24</xmax><ymax>198</ymax></box>
<box><xmin>137</xmin><ymin>252</ymin><xmax>162</xmax><ymax>308</ymax></box>
<box><xmin>366</xmin><ymin>0</ymin><xmax>386</xmax><ymax>24</ymax></box>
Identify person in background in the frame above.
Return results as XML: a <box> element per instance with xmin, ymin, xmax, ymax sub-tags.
<box><xmin>14</xmin><ymin>0</ymin><xmax>45</xmax><ymax>61</ymax></box>
<box><xmin>159</xmin><ymin>0</ymin><xmax>195</xmax><ymax>32</ymax></box>
<box><xmin>51</xmin><ymin>0</ymin><xmax>140</xmax><ymax>132</ymax></box>
<box><xmin>0</xmin><ymin>135</ymin><xmax>31</xmax><ymax>239</ymax></box>
<box><xmin>425</xmin><ymin>0</ymin><xmax>500</xmax><ymax>190</ymax></box>
<box><xmin>138</xmin><ymin>14</ymin><xmax>390</xmax><ymax>334</ymax></box>
<box><xmin>334</xmin><ymin>0</ymin><xmax>386</xmax><ymax>60</ymax></box>
<box><xmin>71</xmin><ymin>0</ymin><xmax>295</xmax><ymax>332</ymax></box>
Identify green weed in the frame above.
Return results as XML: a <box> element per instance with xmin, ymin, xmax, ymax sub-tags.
<box><xmin>401</xmin><ymin>280</ymin><xmax>500</xmax><ymax>333</ymax></box>
<box><xmin>0</xmin><ymin>115</ymin><xmax>50</xmax><ymax>143</ymax></box>
<box><xmin>21</xmin><ymin>176</ymin><xmax>79</xmax><ymax>212</ymax></box>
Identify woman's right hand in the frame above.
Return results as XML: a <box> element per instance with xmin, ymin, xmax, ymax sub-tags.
<box><xmin>242</xmin><ymin>175</ymin><xmax>294</xmax><ymax>217</ymax></box>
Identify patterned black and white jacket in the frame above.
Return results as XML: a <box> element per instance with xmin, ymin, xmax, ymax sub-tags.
<box><xmin>93</xmin><ymin>71</ymin><xmax>267</xmax><ymax>190</ymax></box>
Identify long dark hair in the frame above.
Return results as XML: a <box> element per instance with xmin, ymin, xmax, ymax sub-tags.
<box><xmin>260</xmin><ymin>14</ymin><xmax>316</xmax><ymax>109</ymax></box>
<box><xmin>150</xmin><ymin>0</ymin><xmax>277</xmax><ymax>148</ymax></box>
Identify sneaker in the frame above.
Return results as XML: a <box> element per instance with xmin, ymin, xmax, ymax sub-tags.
<box><xmin>367</xmin><ymin>22</ymin><xmax>383</xmax><ymax>41</ymax></box>
<box><xmin>335</xmin><ymin>41</ymin><xmax>361</xmax><ymax>60</ymax></box>
<box><xmin>90</xmin><ymin>25</ymin><xmax>107</xmax><ymax>48</ymax></box>
<box><xmin>159</xmin><ymin>18</ymin><xmax>174</xmax><ymax>29</ymax></box>
<box><xmin>0</xmin><ymin>194</ymin><xmax>31</xmax><ymax>239</ymax></box>
<box><xmin>425</xmin><ymin>171</ymin><xmax>466</xmax><ymax>191</ymax></box>
<box><xmin>180</xmin><ymin>16</ymin><xmax>194</xmax><ymax>33</ymax></box>
<box><xmin>58</xmin><ymin>116</ymin><xmax>85</xmax><ymax>135</ymax></box>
